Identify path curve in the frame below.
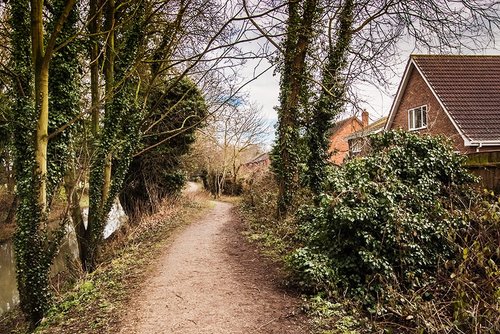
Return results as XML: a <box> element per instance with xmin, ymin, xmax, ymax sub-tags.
<box><xmin>118</xmin><ymin>201</ymin><xmax>308</xmax><ymax>334</ymax></box>
<box><xmin>183</xmin><ymin>181</ymin><xmax>202</xmax><ymax>194</ymax></box>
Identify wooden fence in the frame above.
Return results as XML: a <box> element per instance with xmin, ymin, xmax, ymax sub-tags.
<box><xmin>466</xmin><ymin>151</ymin><xmax>500</xmax><ymax>193</ymax></box>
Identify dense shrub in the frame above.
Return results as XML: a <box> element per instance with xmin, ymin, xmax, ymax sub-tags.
<box><xmin>120</xmin><ymin>78</ymin><xmax>206</xmax><ymax>215</ymax></box>
<box><xmin>242</xmin><ymin>169</ymin><xmax>277</xmax><ymax>211</ymax></box>
<box><xmin>240</xmin><ymin>131</ymin><xmax>498</xmax><ymax>331</ymax></box>
<box><xmin>201</xmin><ymin>171</ymin><xmax>243</xmax><ymax>197</ymax></box>
<box><xmin>288</xmin><ymin>131</ymin><xmax>476</xmax><ymax>305</ymax></box>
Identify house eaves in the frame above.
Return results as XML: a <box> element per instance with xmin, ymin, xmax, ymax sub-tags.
<box><xmin>385</xmin><ymin>55</ymin><xmax>500</xmax><ymax>147</ymax></box>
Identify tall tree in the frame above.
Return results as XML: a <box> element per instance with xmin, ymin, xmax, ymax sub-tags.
<box><xmin>85</xmin><ymin>0</ymin><xmax>146</xmax><ymax>271</ymax></box>
<box><xmin>271</xmin><ymin>0</ymin><xmax>319</xmax><ymax>217</ymax></box>
<box><xmin>10</xmin><ymin>0</ymin><xmax>78</xmax><ymax>324</ymax></box>
<box><xmin>306</xmin><ymin>0</ymin><xmax>354</xmax><ymax>195</ymax></box>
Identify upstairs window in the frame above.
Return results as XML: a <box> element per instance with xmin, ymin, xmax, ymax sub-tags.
<box><xmin>408</xmin><ymin>105</ymin><xmax>427</xmax><ymax>130</ymax></box>
<box><xmin>350</xmin><ymin>138</ymin><xmax>363</xmax><ymax>154</ymax></box>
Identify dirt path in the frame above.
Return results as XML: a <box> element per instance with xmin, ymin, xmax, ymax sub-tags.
<box><xmin>183</xmin><ymin>181</ymin><xmax>202</xmax><ymax>194</ymax></box>
<box><xmin>118</xmin><ymin>201</ymin><xmax>310</xmax><ymax>334</ymax></box>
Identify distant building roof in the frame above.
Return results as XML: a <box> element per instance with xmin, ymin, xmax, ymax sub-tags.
<box><xmin>244</xmin><ymin>152</ymin><xmax>269</xmax><ymax>165</ymax></box>
<box><xmin>327</xmin><ymin>116</ymin><xmax>363</xmax><ymax>136</ymax></box>
<box><xmin>386</xmin><ymin>55</ymin><xmax>500</xmax><ymax>144</ymax></box>
<box><xmin>346</xmin><ymin>117</ymin><xmax>387</xmax><ymax>140</ymax></box>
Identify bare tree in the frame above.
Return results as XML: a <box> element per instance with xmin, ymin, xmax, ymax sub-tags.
<box><xmin>195</xmin><ymin>99</ymin><xmax>270</xmax><ymax>197</ymax></box>
<box><xmin>244</xmin><ymin>0</ymin><xmax>500</xmax><ymax>213</ymax></box>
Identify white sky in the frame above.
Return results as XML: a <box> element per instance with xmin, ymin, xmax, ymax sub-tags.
<box><xmin>240</xmin><ymin>40</ymin><xmax>500</xmax><ymax>145</ymax></box>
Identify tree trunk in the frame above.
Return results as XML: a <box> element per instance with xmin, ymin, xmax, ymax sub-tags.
<box><xmin>32</xmin><ymin>0</ymin><xmax>49</xmax><ymax>213</ymax></box>
<box><xmin>64</xmin><ymin>168</ymin><xmax>87</xmax><ymax>268</ymax></box>
<box><xmin>101</xmin><ymin>0</ymin><xmax>115</xmax><ymax>209</ymax></box>
<box><xmin>89</xmin><ymin>0</ymin><xmax>101</xmax><ymax>136</ymax></box>
<box><xmin>275</xmin><ymin>0</ymin><xmax>319</xmax><ymax>217</ymax></box>
<box><xmin>85</xmin><ymin>0</ymin><xmax>115</xmax><ymax>272</ymax></box>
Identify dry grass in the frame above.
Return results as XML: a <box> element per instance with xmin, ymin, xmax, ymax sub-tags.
<box><xmin>0</xmin><ymin>187</ymin><xmax>211</xmax><ymax>334</ymax></box>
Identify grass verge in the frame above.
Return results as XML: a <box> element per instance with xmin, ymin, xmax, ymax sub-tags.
<box><xmin>239</xmin><ymin>201</ymin><xmax>375</xmax><ymax>334</ymax></box>
<box><xmin>0</xmin><ymin>193</ymin><xmax>211</xmax><ymax>334</ymax></box>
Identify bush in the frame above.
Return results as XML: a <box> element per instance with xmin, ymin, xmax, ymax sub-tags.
<box><xmin>201</xmin><ymin>170</ymin><xmax>243</xmax><ymax>196</ymax></box>
<box><xmin>242</xmin><ymin>170</ymin><xmax>277</xmax><ymax>210</ymax></box>
<box><xmin>289</xmin><ymin>131</ymin><xmax>476</xmax><ymax>305</ymax></box>
<box><xmin>240</xmin><ymin>170</ymin><xmax>307</xmax><ymax>259</ymax></box>
<box><xmin>449</xmin><ymin>192</ymin><xmax>500</xmax><ymax>331</ymax></box>
<box><xmin>120</xmin><ymin>77</ymin><xmax>206</xmax><ymax>215</ymax></box>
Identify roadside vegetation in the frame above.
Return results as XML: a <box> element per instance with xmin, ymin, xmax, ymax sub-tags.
<box><xmin>0</xmin><ymin>192</ymin><xmax>211</xmax><ymax>334</ymax></box>
<box><xmin>1</xmin><ymin>0</ymin><xmax>500</xmax><ymax>330</ymax></box>
<box><xmin>240</xmin><ymin>131</ymin><xmax>500</xmax><ymax>333</ymax></box>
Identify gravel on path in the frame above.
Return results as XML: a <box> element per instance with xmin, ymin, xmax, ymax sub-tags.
<box><xmin>118</xmin><ymin>201</ymin><xmax>309</xmax><ymax>334</ymax></box>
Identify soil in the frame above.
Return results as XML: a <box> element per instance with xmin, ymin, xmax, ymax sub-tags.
<box><xmin>117</xmin><ymin>200</ymin><xmax>311</xmax><ymax>334</ymax></box>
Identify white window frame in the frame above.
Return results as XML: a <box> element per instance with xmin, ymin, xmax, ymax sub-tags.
<box><xmin>408</xmin><ymin>105</ymin><xmax>428</xmax><ymax>131</ymax></box>
<box><xmin>350</xmin><ymin>139</ymin><xmax>363</xmax><ymax>154</ymax></box>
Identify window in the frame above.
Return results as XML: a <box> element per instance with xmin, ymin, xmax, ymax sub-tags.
<box><xmin>408</xmin><ymin>105</ymin><xmax>427</xmax><ymax>130</ymax></box>
<box><xmin>349</xmin><ymin>138</ymin><xmax>364</xmax><ymax>156</ymax></box>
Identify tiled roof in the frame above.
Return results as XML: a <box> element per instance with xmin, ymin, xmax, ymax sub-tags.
<box><xmin>327</xmin><ymin>116</ymin><xmax>362</xmax><ymax>135</ymax></box>
<box><xmin>412</xmin><ymin>55</ymin><xmax>500</xmax><ymax>142</ymax></box>
<box><xmin>245</xmin><ymin>152</ymin><xmax>269</xmax><ymax>165</ymax></box>
<box><xmin>345</xmin><ymin>117</ymin><xmax>387</xmax><ymax>140</ymax></box>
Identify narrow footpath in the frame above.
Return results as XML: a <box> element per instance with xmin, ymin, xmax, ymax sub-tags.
<box><xmin>117</xmin><ymin>200</ymin><xmax>309</xmax><ymax>334</ymax></box>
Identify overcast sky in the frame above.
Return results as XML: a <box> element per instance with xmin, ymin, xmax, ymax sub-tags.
<box><xmin>240</xmin><ymin>38</ymin><xmax>500</xmax><ymax>146</ymax></box>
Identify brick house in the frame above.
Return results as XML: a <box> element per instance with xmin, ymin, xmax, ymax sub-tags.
<box><xmin>328</xmin><ymin>113</ymin><xmax>367</xmax><ymax>164</ymax></box>
<box><xmin>242</xmin><ymin>152</ymin><xmax>270</xmax><ymax>171</ymax></box>
<box><xmin>346</xmin><ymin>116</ymin><xmax>387</xmax><ymax>157</ymax></box>
<box><xmin>385</xmin><ymin>55</ymin><xmax>500</xmax><ymax>153</ymax></box>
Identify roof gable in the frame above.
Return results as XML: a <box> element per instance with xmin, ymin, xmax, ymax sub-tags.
<box><xmin>328</xmin><ymin>116</ymin><xmax>363</xmax><ymax>136</ymax></box>
<box><xmin>346</xmin><ymin>117</ymin><xmax>387</xmax><ymax>140</ymax></box>
<box><xmin>386</xmin><ymin>55</ymin><xmax>500</xmax><ymax>145</ymax></box>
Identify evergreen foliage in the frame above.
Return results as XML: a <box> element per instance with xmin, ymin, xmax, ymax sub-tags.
<box><xmin>288</xmin><ymin>131</ymin><xmax>476</xmax><ymax>305</ymax></box>
<box><xmin>120</xmin><ymin>77</ymin><xmax>207</xmax><ymax>215</ymax></box>
<box><xmin>47</xmin><ymin>0</ymin><xmax>82</xmax><ymax>202</ymax></box>
<box><xmin>306</xmin><ymin>0</ymin><xmax>354</xmax><ymax>195</ymax></box>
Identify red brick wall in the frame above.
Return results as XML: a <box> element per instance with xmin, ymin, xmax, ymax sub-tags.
<box><xmin>329</xmin><ymin>119</ymin><xmax>363</xmax><ymax>165</ymax></box>
<box><xmin>388</xmin><ymin>67</ymin><xmax>473</xmax><ymax>152</ymax></box>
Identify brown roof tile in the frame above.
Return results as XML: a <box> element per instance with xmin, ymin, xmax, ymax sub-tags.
<box><xmin>327</xmin><ymin>116</ymin><xmax>362</xmax><ymax>136</ymax></box>
<box><xmin>345</xmin><ymin>117</ymin><xmax>388</xmax><ymax>140</ymax></box>
<box><xmin>412</xmin><ymin>55</ymin><xmax>500</xmax><ymax>142</ymax></box>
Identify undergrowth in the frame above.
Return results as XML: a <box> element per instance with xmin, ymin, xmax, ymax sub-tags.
<box><xmin>240</xmin><ymin>132</ymin><xmax>500</xmax><ymax>334</ymax></box>
<box><xmin>0</xmin><ymin>194</ymin><xmax>210</xmax><ymax>334</ymax></box>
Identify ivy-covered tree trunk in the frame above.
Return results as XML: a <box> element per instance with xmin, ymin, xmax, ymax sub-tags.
<box><xmin>10</xmin><ymin>0</ymin><xmax>78</xmax><ymax>325</ymax></box>
<box><xmin>85</xmin><ymin>0</ymin><xmax>145</xmax><ymax>272</ymax></box>
<box><xmin>272</xmin><ymin>0</ymin><xmax>319</xmax><ymax>217</ymax></box>
<box><xmin>10</xmin><ymin>1</ymin><xmax>45</xmax><ymax>324</ymax></box>
<box><xmin>67</xmin><ymin>0</ymin><xmax>101</xmax><ymax>271</ymax></box>
<box><xmin>85</xmin><ymin>0</ymin><xmax>116</xmax><ymax>272</ymax></box>
<box><xmin>306</xmin><ymin>0</ymin><xmax>354</xmax><ymax>196</ymax></box>
<box><xmin>89</xmin><ymin>0</ymin><xmax>102</xmax><ymax>136</ymax></box>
